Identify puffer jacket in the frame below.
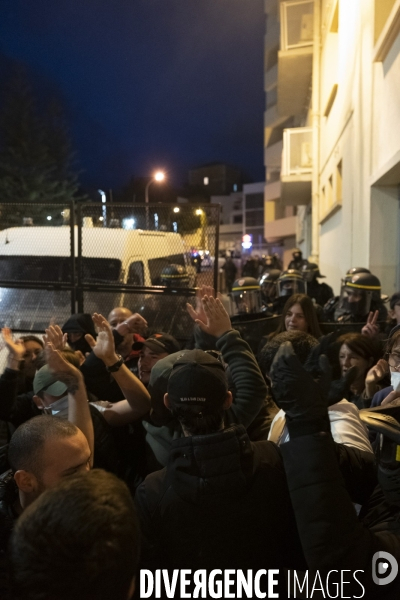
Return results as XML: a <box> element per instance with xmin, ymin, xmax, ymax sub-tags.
<box><xmin>135</xmin><ymin>424</ymin><xmax>307</xmax><ymax>580</ymax></box>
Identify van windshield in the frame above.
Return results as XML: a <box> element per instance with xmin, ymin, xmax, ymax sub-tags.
<box><xmin>0</xmin><ymin>256</ymin><xmax>122</xmax><ymax>283</ymax></box>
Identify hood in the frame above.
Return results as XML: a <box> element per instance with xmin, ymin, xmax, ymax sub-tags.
<box><xmin>61</xmin><ymin>313</ymin><xmax>97</xmax><ymax>337</ymax></box>
<box><xmin>167</xmin><ymin>424</ymin><xmax>253</xmax><ymax>503</ymax></box>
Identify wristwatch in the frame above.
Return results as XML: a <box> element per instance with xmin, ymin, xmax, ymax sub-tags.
<box><xmin>106</xmin><ymin>355</ymin><xmax>124</xmax><ymax>373</ymax></box>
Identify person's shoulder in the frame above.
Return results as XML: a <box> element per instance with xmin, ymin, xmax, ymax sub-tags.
<box><xmin>371</xmin><ymin>386</ymin><xmax>393</xmax><ymax>407</ymax></box>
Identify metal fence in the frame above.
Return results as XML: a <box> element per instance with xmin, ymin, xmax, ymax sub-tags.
<box><xmin>0</xmin><ymin>202</ymin><xmax>220</xmax><ymax>342</ymax></box>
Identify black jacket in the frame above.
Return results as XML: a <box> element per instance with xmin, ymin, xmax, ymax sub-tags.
<box><xmin>281</xmin><ymin>432</ymin><xmax>400</xmax><ymax>599</ymax></box>
<box><xmin>135</xmin><ymin>424</ymin><xmax>307</xmax><ymax>591</ymax></box>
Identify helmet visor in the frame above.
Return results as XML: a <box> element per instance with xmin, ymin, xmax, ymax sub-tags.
<box><xmin>277</xmin><ymin>278</ymin><xmax>306</xmax><ymax>297</ymax></box>
<box><xmin>337</xmin><ymin>285</ymin><xmax>371</xmax><ymax>318</ymax></box>
<box><xmin>231</xmin><ymin>290</ymin><xmax>262</xmax><ymax>315</ymax></box>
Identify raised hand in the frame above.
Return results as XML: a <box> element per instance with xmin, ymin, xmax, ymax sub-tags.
<box><xmin>187</xmin><ymin>285</ymin><xmax>215</xmax><ymax>323</ymax></box>
<box><xmin>45</xmin><ymin>342</ymin><xmax>83</xmax><ymax>393</ymax></box>
<box><xmin>2</xmin><ymin>328</ymin><xmax>25</xmax><ymax>361</ymax></box>
<box><xmin>115</xmin><ymin>313</ymin><xmax>148</xmax><ymax>337</ymax></box>
<box><xmin>85</xmin><ymin>313</ymin><xmax>118</xmax><ymax>365</ymax></box>
<box><xmin>43</xmin><ymin>324</ymin><xmax>68</xmax><ymax>351</ymax></box>
<box><xmin>361</xmin><ymin>311</ymin><xmax>380</xmax><ymax>338</ymax></box>
<box><xmin>193</xmin><ymin>295</ymin><xmax>231</xmax><ymax>338</ymax></box>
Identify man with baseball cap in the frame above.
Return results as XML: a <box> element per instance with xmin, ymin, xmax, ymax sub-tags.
<box><xmin>135</xmin><ymin>344</ymin><xmax>306</xmax><ymax>586</ymax></box>
<box><xmin>132</xmin><ymin>333</ymin><xmax>180</xmax><ymax>386</ymax></box>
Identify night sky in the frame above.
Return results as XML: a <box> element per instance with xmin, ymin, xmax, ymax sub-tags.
<box><xmin>0</xmin><ymin>0</ymin><xmax>265</xmax><ymax>190</ymax></box>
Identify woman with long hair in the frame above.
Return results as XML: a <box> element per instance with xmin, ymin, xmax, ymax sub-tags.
<box><xmin>270</xmin><ymin>294</ymin><xmax>322</xmax><ymax>340</ymax></box>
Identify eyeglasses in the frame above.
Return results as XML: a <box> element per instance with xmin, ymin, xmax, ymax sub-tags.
<box><xmin>388</xmin><ymin>353</ymin><xmax>400</xmax><ymax>371</ymax></box>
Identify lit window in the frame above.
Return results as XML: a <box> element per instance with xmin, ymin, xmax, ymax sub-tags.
<box><xmin>233</xmin><ymin>184</ymin><xmax>237</xmax><ymax>191</ymax></box>
<box><xmin>203</xmin><ymin>177</ymin><xmax>209</xmax><ymax>185</ymax></box>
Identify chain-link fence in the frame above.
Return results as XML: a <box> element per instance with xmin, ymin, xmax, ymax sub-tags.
<box><xmin>0</xmin><ymin>202</ymin><xmax>220</xmax><ymax>342</ymax></box>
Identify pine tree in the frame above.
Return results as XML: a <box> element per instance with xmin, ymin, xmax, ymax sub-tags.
<box><xmin>0</xmin><ymin>67</ymin><xmax>87</xmax><ymax>227</ymax></box>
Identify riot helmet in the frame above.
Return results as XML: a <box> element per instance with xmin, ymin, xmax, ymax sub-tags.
<box><xmin>337</xmin><ymin>272</ymin><xmax>381</xmax><ymax>319</ymax></box>
<box><xmin>302</xmin><ymin>262</ymin><xmax>325</xmax><ymax>284</ymax></box>
<box><xmin>346</xmin><ymin>267</ymin><xmax>371</xmax><ymax>276</ymax></box>
<box><xmin>292</xmin><ymin>248</ymin><xmax>302</xmax><ymax>260</ymax></box>
<box><xmin>160</xmin><ymin>264</ymin><xmax>190</xmax><ymax>288</ymax></box>
<box><xmin>259</xmin><ymin>269</ymin><xmax>281</xmax><ymax>303</ymax></box>
<box><xmin>231</xmin><ymin>277</ymin><xmax>262</xmax><ymax>314</ymax></box>
<box><xmin>277</xmin><ymin>269</ymin><xmax>306</xmax><ymax>297</ymax></box>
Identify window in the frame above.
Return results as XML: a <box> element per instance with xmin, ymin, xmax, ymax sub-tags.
<box><xmin>127</xmin><ymin>261</ymin><xmax>144</xmax><ymax>286</ymax></box>
<box><xmin>0</xmin><ymin>256</ymin><xmax>122</xmax><ymax>284</ymax></box>
<box><xmin>233</xmin><ymin>184</ymin><xmax>238</xmax><ymax>192</ymax></box>
<box><xmin>233</xmin><ymin>215</ymin><xmax>243</xmax><ymax>224</ymax></box>
<box><xmin>203</xmin><ymin>177</ymin><xmax>209</xmax><ymax>185</ymax></box>
<box><xmin>246</xmin><ymin>210</ymin><xmax>264</xmax><ymax>227</ymax></box>
<box><xmin>246</xmin><ymin>194</ymin><xmax>264</xmax><ymax>209</ymax></box>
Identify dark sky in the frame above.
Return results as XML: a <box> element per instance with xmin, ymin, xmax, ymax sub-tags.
<box><xmin>0</xmin><ymin>0</ymin><xmax>265</xmax><ymax>190</ymax></box>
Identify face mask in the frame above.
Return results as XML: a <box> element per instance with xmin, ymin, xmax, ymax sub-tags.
<box><xmin>43</xmin><ymin>395</ymin><xmax>69</xmax><ymax>419</ymax></box>
<box><xmin>391</xmin><ymin>371</ymin><xmax>400</xmax><ymax>392</ymax></box>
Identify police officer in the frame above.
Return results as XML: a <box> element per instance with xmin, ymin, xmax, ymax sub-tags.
<box><xmin>333</xmin><ymin>271</ymin><xmax>387</xmax><ymax>323</ymax></box>
<box><xmin>288</xmin><ymin>248</ymin><xmax>308</xmax><ymax>271</ymax></box>
<box><xmin>230</xmin><ymin>277</ymin><xmax>263</xmax><ymax>316</ymax></box>
<box><xmin>302</xmin><ymin>262</ymin><xmax>334</xmax><ymax>308</ymax></box>
<box><xmin>143</xmin><ymin>264</ymin><xmax>192</xmax><ymax>337</ymax></box>
<box><xmin>259</xmin><ymin>269</ymin><xmax>281</xmax><ymax>309</ymax></box>
<box><xmin>323</xmin><ymin>267</ymin><xmax>372</xmax><ymax>322</ymax></box>
<box><xmin>273</xmin><ymin>269</ymin><xmax>306</xmax><ymax>315</ymax></box>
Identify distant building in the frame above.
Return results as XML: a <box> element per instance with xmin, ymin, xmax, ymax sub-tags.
<box><xmin>213</xmin><ymin>182</ymin><xmax>272</xmax><ymax>256</ymax></box>
<box><xmin>189</xmin><ymin>163</ymin><xmax>242</xmax><ymax>196</ymax></box>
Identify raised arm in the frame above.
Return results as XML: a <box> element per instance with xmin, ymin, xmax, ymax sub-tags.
<box><xmin>194</xmin><ymin>295</ymin><xmax>268</xmax><ymax>427</ymax></box>
<box><xmin>45</xmin><ymin>342</ymin><xmax>94</xmax><ymax>467</ymax></box>
<box><xmin>85</xmin><ymin>313</ymin><xmax>150</xmax><ymax>420</ymax></box>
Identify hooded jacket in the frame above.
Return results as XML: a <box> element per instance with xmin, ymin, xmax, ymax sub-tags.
<box><xmin>135</xmin><ymin>424</ymin><xmax>307</xmax><ymax>580</ymax></box>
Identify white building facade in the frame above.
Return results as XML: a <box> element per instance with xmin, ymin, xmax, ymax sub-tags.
<box><xmin>265</xmin><ymin>0</ymin><xmax>400</xmax><ymax>294</ymax></box>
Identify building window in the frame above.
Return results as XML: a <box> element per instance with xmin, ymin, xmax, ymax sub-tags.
<box><xmin>233</xmin><ymin>215</ymin><xmax>243</xmax><ymax>224</ymax></box>
<box><xmin>203</xmin><ymin>177</ymin><xmax>209</xmax><ymax>185</ymax></box>
<box><xmin>233</xmin><ymin>184</ymin><xmax>238</xmax><ymax>192</ymax></box>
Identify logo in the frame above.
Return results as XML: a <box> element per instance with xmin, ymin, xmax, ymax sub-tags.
<box><xmin>372</xmin><ymin>551</ymin><xmax>398</xmax><ymax>586</ymax></box>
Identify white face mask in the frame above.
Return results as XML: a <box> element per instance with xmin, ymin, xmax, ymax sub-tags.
<box><xmin>43</xmin><ymin>395</ymin><xmax>69</xmax><ymax>419</ymax></box>
<box><xmin>390</xmin><ymin>371</ymin><xmax>400</xmax><ymax>392</ymax></box>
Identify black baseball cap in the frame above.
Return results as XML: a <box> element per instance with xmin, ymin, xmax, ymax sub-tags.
<box><xmin>167</xmin><ymin>349</ymin><xmax>228</xmax><ymax>410</ymax></box>
<box><xmin>132</xmin><ymin>333</ymin><xmax>180</xmax><ymax>355</ymax></box>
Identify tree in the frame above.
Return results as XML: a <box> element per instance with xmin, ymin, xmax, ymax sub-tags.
<box><xmin>0</xmin><ymin>67</ymin><xmax>87</xmax><ymax>227</ymax></box>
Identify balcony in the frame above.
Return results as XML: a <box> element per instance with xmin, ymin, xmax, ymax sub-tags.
<box><xmin>281</xmin><ymin>127</ymin><xmax>312</xmax><ymax>205</ymax></box>
<box><xmin>277</xmin><ymin>0</ymin><xmax>314</xmax><ymax>116</ymax></box>
<box><xmin>265</xmin><ymin>215</ymin><xmax>297</xmax><ymax>241</ymax></box>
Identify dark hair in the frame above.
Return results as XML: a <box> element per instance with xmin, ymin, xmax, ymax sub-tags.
<box><xmin>20</xmin><ymin>335</ymin><xmax>44</xmax><ymax>348</ymax></box>
<box><xmin>8</xmin><ymin>416</ymin><xmax>79</xmax><ymax>476</ymax></box>
<box><xmin>272</xmin><ymin>294</ymin><xmax>322</xmax><ymax>339</ymax></box>
<box><xmin>258</xmin><ymin>330</ymin><xmax>319</xmax><ymax>376</ymax></box>
<box><xmin>337</xmin><ymin>333</ymin><xmax>382</xmax><ymax>365</ymax></box>
<box><xmin>171</xmin><ymin>405</ymin><xmax>224</xmax><ymax>436</ymax></box>
<box><xmin>385</xmin><ymin>329</ymin><xmax>400</xmax><ymax>356</ymax></box>
<box><xmin>10</xmin><ymin>469</ymin><xmax>139</xmax><ymax>600</ymax></box>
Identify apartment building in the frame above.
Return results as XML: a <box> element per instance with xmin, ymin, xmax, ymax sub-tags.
<box><xmin>265</xmin><ymin>0</ymin><xmax>400</xmax><ymax>294</ymax></box>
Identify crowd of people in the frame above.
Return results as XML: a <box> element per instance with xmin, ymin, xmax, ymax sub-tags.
<box><xmin>1</xmin><ymin>250</ymin><xmax>400</xmax><ymax>599</ymax></box>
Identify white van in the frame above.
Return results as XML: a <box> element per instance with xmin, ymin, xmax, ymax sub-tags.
<box><xmin>0</xmin><ymin>226</ymin><xmax>195</xmax><ymax>330</ymax></box>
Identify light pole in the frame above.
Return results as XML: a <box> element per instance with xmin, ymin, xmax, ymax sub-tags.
<box><xmin>98</xmin><ymin>189</ymin><xmax>106</xmax><ymax>227</ymax></box>
<box><xmin>145</xmin><ymin>171</ymin><xmax>165</xmax><ymax>229</ymax></box>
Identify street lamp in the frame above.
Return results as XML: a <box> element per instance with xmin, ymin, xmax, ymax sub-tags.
<box><xmin>145</xmin><ymin>171</ymin><xmax>165</xmax><ymax>229</ymax></box>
